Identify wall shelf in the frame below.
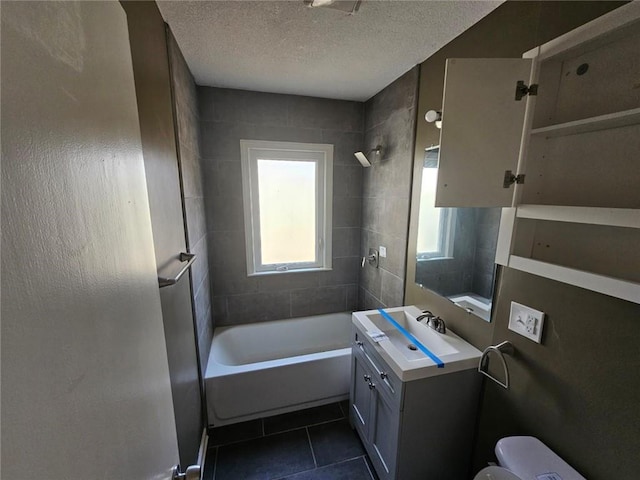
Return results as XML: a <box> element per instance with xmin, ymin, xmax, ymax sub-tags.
<box><xmin>434</xmin><ymin>4</ymin><xmax>640</xmax><ymax>305</ymax></box>
<box><xmin>516</xmin><ymin>205</ymin><xmax>640</xmax><ymax>229</ymax></box>
<box><xmin>530</xmin><ymin>108</ymin><xmax>640</xmax><ymax>138</ymax></box>
<box><xmin>508</xmin><ymin>256</ymin><xmax>640</xmax><ymax>303</ymax></box>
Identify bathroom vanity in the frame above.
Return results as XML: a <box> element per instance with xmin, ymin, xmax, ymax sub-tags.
<box><xmin>350</xmin><ymin>307</ymin><xmax>482</xmax><ymax>480</ymax></box>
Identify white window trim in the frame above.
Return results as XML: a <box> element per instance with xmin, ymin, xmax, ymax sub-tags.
<box><xmin>418</xmin><ymin>145</ymin><xmax>456</xmax><ymax>260</ymax></box>
<box><xmin>240</xmin><ymin>139</ymin><xmax>333</xmax><ymax>276</ymax></box>
<box><xmin>417</xmin><ymin>207</ymin><xmax>457</xmax><ymax>261</ymax></box>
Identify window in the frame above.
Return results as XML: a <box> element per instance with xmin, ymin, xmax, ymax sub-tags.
<box><xmin>240</xmin><ymin>140</ymin><xmax>333</xmax><ymax>275</ymax></box>
<box><xmin>417</xmin><ymin>146</ymin><xmax>456</xmax><ymax>260</ymax></box>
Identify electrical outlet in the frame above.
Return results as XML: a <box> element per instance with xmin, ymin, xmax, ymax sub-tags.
<box><xmin>379</xmin><ymin>246</ymin><xmax>387</xmax><ymax>258</ymax></box>
<box><xmin>525</xmin><ymin>315</ymin><xmax>537</xmax><ymax>335</ymax></box>
<box><xmin>508</xmin><ymin>301</ymin><xmax>544</xmax><ymax>343</ymax></box>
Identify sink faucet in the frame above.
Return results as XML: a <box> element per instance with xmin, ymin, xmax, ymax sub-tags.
<box><xmin>416</xmin><ymin>310</ymin><xmax>446</xmax><ymax>333</ymax></box>
<box><xmin>428</xmin><ymin>316</ymin><xmax>446</xmax><ymax>333</ymax></box>
<box><xmin>416</xmin><ymin>310</ymin><xmax>434</xmax><ymax>323</ymax></box>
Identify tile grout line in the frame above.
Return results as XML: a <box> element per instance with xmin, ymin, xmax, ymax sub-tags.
<box><xmin>272</xmin><ymin>464</ymin><xmax>319</xmax><ymax>480</ymax></box>
<box><xmin>211</xmin><ymin>414</ymin><xmax>345</xmax><ymax>448</ymax></box>
<box><xmin>265</xmin><ymin>417</ymin><xmax>346</xmax><ymax>438</ymax></box>
<box><xmin>305</xmin><ymin>427</ymin><xmax>318</xmax><ymax>469</ymax></box>
<box><xmin>275</xmin><ymin>456</ymin><xmax>373</xmax><ymax>480</ymax></box>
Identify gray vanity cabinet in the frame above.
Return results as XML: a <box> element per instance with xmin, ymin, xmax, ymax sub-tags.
<box><xmin>351</xmin><ymin>349</ymin><xmax>375</xmax><ymax>437</ymax></box>
<box><xmin>352</xmin><ymin>345</ymin><xmax>399</xmax><ymax>478</ymax></box>
<box><xmin>350</xmin><ymin>328</ymin><xmax>481</xmax><ymax>480</ymax></box>
<box><xmin>369</xmin><ymin>380</ymin><xmax>399</xmax><ymax>478</ymax></box>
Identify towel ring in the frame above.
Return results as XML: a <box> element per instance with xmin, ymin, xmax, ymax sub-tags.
<box><xmin>478</xmin><ymin>341</ymin><xmax>514</xmax><ymax>389</ymax></box>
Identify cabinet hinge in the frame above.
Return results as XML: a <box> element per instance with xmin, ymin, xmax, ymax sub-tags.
<box><xmin>514</xmin><ymin>81</ymin><xmax>538</xmax><ymax>101</ymax></box>
<box><xmin>503</xmin><ymin>170</ymin><xmax>525</xmax><ymax>188</ymax></box>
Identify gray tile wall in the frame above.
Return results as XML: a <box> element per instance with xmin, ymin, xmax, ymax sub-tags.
<box><xmin>198</xmin><ymin>88</ymin><xmax>364</xmax><ymax>326</ymax></box>
<box><xmin>414</xmin><ymin>207</ymin><xmax>500</xmax><ymax>299</ymax></box>
<box><xmin>472</xmin><ymin>207</ymin><xmax>500</xmax><ymax>298</ymax></box>
<box><xmin>167</xmin><ymin>32</ymin><xmax>213</xmax><ymax>370</ymax></box>
<box><xmin>415</xmin><ymin>208</ymin><xmax>476</xmax><ymax>296</ymax></box>
<box><xmin>360</xmin><ymin>68</ymin><xmax>419</xmax><ymax>309</ymax></box>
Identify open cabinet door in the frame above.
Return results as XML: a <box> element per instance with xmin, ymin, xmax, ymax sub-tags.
<box><xmin>436</xmin><ymin>58</ymin><xmax>533</xmax><ymax>207</ymax></box>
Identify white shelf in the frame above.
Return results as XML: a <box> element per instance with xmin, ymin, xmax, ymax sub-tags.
<box><xmin>516</xmin><ymin>205</ymin><xmax>640</xmax><ymax>229</ymax></box>
<box><xmin>508</xmin><ymin>255</ymin><xmax>640</xmax><ymax>304</ymax></box>
<box><xmin>530</xmin><ymin>108</ymin><xmax>640</xmax><ymax>138</ymax></box>
<box><xmin>502</xmin><ymin>7</ymin><xmax>640</xmax><ymax>304</ymax></box>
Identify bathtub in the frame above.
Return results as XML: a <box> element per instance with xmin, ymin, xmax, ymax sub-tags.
<box><xmin>205</xmin><ymin>312</ymin><xmax>352</xmax><ymax>426</ymax></box>
<box><xmin>449</xmin><ymin>294</ymin><xmax>492</xmax><ymax>322</ymax></box>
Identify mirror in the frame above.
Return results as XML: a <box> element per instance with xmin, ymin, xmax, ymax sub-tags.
<box><xmin>414</xmin><ymin>146</ymin><xmax>500</xmax><ymax>322</ymax></box>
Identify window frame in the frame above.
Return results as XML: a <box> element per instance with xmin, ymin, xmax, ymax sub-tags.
<box><xmin>240</xmin><ymin>139</ymin><xmax>333</xmax><ymax>276</ymax></box>
<box><xmin>417</xmin><ymin>207</ymin><xmax>456</xmax><ymax>260</ymax></box>
<box><xmin>417</xmin><ymin>146</ymin><xmax>456</xmax><ymax>261</ymax></box>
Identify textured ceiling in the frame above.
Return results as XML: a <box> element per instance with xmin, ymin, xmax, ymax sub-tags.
<box><xmin>157</xmin><ymin>0</ymin><xmax>503</xmax><ymax>101</ymax></box>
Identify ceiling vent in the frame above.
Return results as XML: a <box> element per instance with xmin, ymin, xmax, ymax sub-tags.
<box><xmin>303</xmin><ymin>0</ymin><xmax>362</xmax><ymax>15</ymax></box>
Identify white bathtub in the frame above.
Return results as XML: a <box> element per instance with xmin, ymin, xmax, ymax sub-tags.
<box><xmin>448</xmin><ymin>294</ymin><xmax>492</xmax><ymax>322</ymax></box>
<box><xmin>205</xmin><ymin>312</ymin><xmax>352</xmax><ymax>426</ymax></box>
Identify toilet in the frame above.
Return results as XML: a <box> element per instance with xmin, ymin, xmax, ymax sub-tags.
<box><xmin>474</xmin><ymin>436</ymin><xmax>586</xmax><ymax>480</ymax></box>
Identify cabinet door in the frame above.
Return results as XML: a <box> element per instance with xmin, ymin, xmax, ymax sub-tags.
<box><xmin>436</xmin><ymin>58</ymin><xmax>533</xmax><ymax>207</ymax></box>
<box><xmin>351</xmin><ymin>352</ymin><xmax>373</xmax><ymax>439</ymax></box>
<box><xmin>370</xmin><ymin>388</ymin><xmax>400</xmax><ymax>479</ymax></box>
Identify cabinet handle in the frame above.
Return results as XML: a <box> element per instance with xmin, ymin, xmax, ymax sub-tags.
<box><xmin>363</xmin><ymin>374</ymin><xmax>371</xmax><ymax>382</ymax></box>
<box><xmin>368</xmin><ymin>382</ymin><xmax>376</xmax><ymax>390</ymax></box>
<box><xmin>380</xmin><ymin>372</ymin><xmax>388</xmax><ymax>379</ymax></box>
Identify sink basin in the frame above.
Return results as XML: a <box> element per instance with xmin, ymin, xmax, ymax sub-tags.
<box><xmin>365</xmin><ymin>309</ymin><xmax>459</xmax><ymax>359</ymax></box>
<box><xmin>352</xmin><ymin>306</ymin><xmax>482</xmax><ymax>381</ymax></box>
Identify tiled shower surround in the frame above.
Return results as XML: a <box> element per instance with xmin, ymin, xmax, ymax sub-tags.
<box><xmin>415</xmin><ymin>207</ymin><xmax>501</xmax><ymax>299</ymax></box>
<box><xmin>199</xmin><ymin>88</ymin><xmax>365</xmax><ymax>326</ymax></box>
<box><xmin>199</xmin><ymin>70</ymin><xmax>420</xmax><ymax>326</ymax></box>
<box><xmin>167</xmin><ymin>32</ymin><xmax>213</xmax><ymax>370</ymax></box>
<box><xmin>359</xmin><ymin>68</ymin><xmax>419</xmax><ymax>310</ymax></box>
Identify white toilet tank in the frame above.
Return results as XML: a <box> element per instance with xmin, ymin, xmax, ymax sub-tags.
<box><xmin>494</xmin><ymin>436</ymin><xmax>586</xmax><ymax>480</ymax></box>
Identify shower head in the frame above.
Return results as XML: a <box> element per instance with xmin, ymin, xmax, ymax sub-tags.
<box><xmin>354</xmin><ymin>145</ymin><xmax>382</xmax><ymax>167</ymax></box>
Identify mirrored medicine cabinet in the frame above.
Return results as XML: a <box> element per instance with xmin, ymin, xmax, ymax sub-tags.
<box><xmin>412</xmin><ymin>146</ymin><xmax>501</xmax><ymax>322</ymax></box>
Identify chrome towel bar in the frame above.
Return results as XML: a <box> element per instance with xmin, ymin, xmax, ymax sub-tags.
<box><xmin>158</xmin><ymin>252</ymin><xmax>196</xmax><ymax>288</ymax></box>
<box><xmin>478</xmin><ymin>341</ymin><xmax>514</xmax><ymax>389</ymax></box>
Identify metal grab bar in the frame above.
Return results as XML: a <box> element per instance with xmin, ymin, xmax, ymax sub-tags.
<box><xmin>478</xmin><ymin>341</ymin><xmax>514</xmax><ymax>389</ymax></box>
<box><xmin>158</xmin><ymin>252</ymin><xmax>196</xmax><ymax>288</ymax></box>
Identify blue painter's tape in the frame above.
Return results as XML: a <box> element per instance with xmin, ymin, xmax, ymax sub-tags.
<box><xmin>377</xmin><ymin>309</ymin><xmax>445</xmax><ymax>368</ymax></box>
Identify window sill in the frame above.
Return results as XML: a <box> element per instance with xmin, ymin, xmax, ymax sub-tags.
<box><xmin>416</xmin><ymin>256</ymin><xmax>455</xmax><ymax>262</ymax></box>
<box><xmin>247</xmin><ymin>267</ymin><xmax>333</xmax><ymax>277</ymax></box>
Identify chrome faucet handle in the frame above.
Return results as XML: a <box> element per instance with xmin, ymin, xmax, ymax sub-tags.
<box><xmin>426</xmin><ymin>316</ymin><xmax>446</xmax><ymax>333</ymax></box>
<box><xmin>416</xmin><ymin>310</ymin><xmax>434</xmax><ymax>322</ymax></box>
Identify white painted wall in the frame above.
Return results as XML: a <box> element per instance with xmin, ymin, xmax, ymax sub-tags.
<box><xmin>1</xmin><ymin>2</ymin><xmax>179</xmax><ymax>478</ymax></box>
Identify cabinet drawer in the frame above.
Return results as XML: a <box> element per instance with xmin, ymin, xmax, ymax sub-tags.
<box><xmin>353</xmin><ymin>330</ymin><xmax>402</xmax><ymax>409</ymax></box>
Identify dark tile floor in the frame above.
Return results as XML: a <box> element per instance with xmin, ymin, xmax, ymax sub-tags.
<box><xmin>203</xmin><ymin>401</ymin><xmax>378</xmax><ymax>480</ymax></box>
